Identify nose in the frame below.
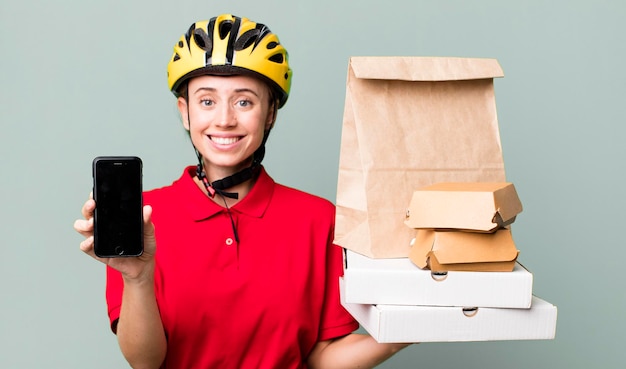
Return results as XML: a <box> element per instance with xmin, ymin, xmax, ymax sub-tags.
<box><xmin>215</xmin><ymin>104</ymin><xmax>236</xmax><ymax>128</ymax></box>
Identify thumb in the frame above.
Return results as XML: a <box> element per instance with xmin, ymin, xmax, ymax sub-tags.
<box><xmin>142</xmin><ymin>205</ymin><xmax>156</xmax><ymax>256</ymax></box>
<box><xmin>143</xmin><ymin>204</ymin><xmax>153</xmax><ymax>228</ymax></box>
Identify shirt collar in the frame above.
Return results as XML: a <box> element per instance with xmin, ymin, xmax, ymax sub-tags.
<box><xmin>179</xmin><ymin>165</ymin><xmax>275</xmax><ymax>221</ymax></box>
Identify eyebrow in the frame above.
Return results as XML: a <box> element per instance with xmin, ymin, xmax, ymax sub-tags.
<box><xmin>193</xmin><ymin>87</ymin><xmax>261</xmax><ymax>97</ymax></box>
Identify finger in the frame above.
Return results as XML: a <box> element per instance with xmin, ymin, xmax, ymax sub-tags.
<box><xmin>81</xmin><ymin>198</ymin><xmax>96</xmax><ymax>219</ymax></box>
<box><xmin>142</xmin><ymin>205</ymin><xmax>157</xmax><ymax>257</ymax></box>
<box><xmin>143</xmin><ymin>205</ymin><xmax>153</xmax><ymax>232</ymax></box>
<box><xmin>79</xmin><ymin>236</ymin><xmax>111</xmax><ymax>266</ymax></box>
<box><xmin>73</xmin><ymin>217</ymin><xmax>94</xmax><ymax>236</ymax></box>
<box><xmin>79</xmin><ymin>235</ymin><xmax>94</xmax><ymax>254</ymax></box>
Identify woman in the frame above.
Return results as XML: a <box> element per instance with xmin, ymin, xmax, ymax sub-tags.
<box><xmin>75</xmin><ymin>14</ymin><xmax>409</xmax><ymax>368</ymax></box>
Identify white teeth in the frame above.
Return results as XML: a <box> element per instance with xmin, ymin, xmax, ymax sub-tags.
<box><xmin>211</xmin><ymin>136</ymin><xmax>239</xmax><ymax>145</ymax></box>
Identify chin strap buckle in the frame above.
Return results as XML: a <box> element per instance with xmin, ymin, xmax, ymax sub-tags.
<box><xmin>196</xmin><ymin>166</ymin><xmax>216</xmax><ymax>198</ymax></box>
<box><xmin>196</xmin><ymin>164</ymin><xmax>239</xmax><ymax>199</ymax></box>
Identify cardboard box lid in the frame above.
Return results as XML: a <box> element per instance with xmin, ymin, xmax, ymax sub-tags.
<box><xmin>410</xmin><ymin>228</ymin><xmax>519</xmax><ymax>271</ymax></box>
<box><xmin>343</xmin><ymin>249</ymin><xmax>533</xmax><ymax>308</ymax></box>
<box><xmin>350</xmin><ymin>56</ymin><xmax>504</xmax><ymax>82</ymax></box>
<box><xmin>405</xmin><ymin>182</ymin><xmax>523</xmax><ymax>232</ymax></box>
<box><xmin>341</xmin><ymin>277</ymin><xmax>557</xmax><ymax>343</ymax></box>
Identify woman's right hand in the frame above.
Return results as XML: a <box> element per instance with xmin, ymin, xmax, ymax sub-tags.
<box><xmin>75</xmin><ymin>195</ymin><xmax>167</xmax><ymax>367</ymax></box>
<box><xmin>73</xmin><ymin>193</ymin><xmax>157</xmax><ymax>282</ymax></box>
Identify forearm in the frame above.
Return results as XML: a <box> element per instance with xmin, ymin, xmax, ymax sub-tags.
<box><xmin>308</xmin><ymin>333</ymin><xmax>411</xmax><ymax>369</ymax></box>
<box><xmin>116</xmin><ymin>272</ymin><xmax>167</xmax><ymax>369</ymax></box>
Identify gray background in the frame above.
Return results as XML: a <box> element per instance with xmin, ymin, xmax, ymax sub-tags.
<box><xmin>1</xmin><ymin>0</ymin><xmax>624</xmax><ymax>368</ymax></box>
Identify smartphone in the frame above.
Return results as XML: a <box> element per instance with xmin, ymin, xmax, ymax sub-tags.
<box><xmin>92</xmin><ymin>156</ymin><xmax>144</xmax><ymax>257</ymax></box>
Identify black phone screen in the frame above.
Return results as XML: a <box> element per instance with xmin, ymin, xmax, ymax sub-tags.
<box><xmin>92</xmin><ymin>156</ymin><xmax>143</xmax><ymax>257</ymax></box>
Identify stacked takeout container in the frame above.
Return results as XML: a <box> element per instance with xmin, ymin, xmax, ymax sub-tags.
<box><xmin>406</xmin><ymin>182</ymin><xmax>522</xmax><ymax>273</ymax></box>
<box><xmin>334</xmin><ymin>56</ymin><xmax>557</xmax><ymax>343</ymax></box>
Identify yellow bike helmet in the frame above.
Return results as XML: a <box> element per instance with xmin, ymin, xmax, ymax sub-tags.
<box><xmin>167</xmin><ymin>14</ymin><xmax>292</xmax><ymax>108</ymax></box>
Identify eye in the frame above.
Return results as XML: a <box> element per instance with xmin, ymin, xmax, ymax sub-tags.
<box><xmin>200</xmin><ymin>98</ymin><xmax>214</xmax><ymax>107</ymax></box>
<box><xmin>237</xmin><ymin>99</ymin><xmax>252</xmax><ymax>108</ymax></box>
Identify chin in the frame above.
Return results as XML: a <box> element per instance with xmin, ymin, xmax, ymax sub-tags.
<box><xmin>206</xmin><ymin>159</ymin><xmax>253</xmax><ymax>172</ymax></box>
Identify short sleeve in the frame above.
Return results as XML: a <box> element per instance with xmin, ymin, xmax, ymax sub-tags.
<box><xmin>318</xmin><ymin>240</ymin><xmax>359</xmax><ymax>341</ymax></box>
<box><xmin>105</xmin><ymin>266</ymin><xmax>123</xmax><ymax>333</ymax></box>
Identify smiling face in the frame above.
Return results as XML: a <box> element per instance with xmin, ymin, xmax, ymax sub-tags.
<box><xmin>178</xmin><ymin>74</ymin><xmax>275</xmax><ymax>181</ymax></box>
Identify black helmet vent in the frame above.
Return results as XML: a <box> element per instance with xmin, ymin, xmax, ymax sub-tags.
<box><xmin>235</xmin><ymin>29</ymin><xmax>260</xmax><ymax>51</ymax></box>
<box><xmin>269</xmin><ymin>53</ymin><xmax>284</xmax><ymax>64</ymax></box>
<box><xmin>219</xmin><ymin>20</ymin><xmax>233</xmax><ymax>40</ymax></box>
<box><xmin>193</xmin><ymin>29</ymin><xmax>212</xmax><ymax>52</ymax></box>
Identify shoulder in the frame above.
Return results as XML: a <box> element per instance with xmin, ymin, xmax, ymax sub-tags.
<box><xmin>255</xmin><ymin>167</ymin><xmax>336</xmax><ymax>217</ymax></box>
<box><xmin>143</xmin><ymin>181</ymin><xmax>179</xmax><ymax>206</ymax></box>
<box><xmin>144</xmin><ymin>182</ymin><xmax>176</xmax><ymax>198</ymax></box>
<box><xmin>143</xmin><ymin>166</ymin><xmax>196</xmax><ymax>207</ymax></box>
<box><xmin>272</xmin><ymin>182</ymin><xmax>336</xmax><ymax>219</ymax></box>
<box><xmin>274</xmin><ymin>183</ymin><xmax>334</xmax><ymax>208</ymax></box>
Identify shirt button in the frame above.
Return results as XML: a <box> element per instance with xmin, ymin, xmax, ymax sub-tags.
<box><xmin>225</xmin><ymin>238</ymin><xmax>234</xmax><ymax>246</ymax></box>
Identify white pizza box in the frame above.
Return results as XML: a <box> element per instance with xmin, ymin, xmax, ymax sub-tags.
<box><xmin>343</xmin><ymin>249</ymin><xmax>533</xmax><ymax>308</ymax></box>
<box><xmin>340</xmin><ymin>278</ymin><xmax>557</xmax><ymax>343</ymax></box>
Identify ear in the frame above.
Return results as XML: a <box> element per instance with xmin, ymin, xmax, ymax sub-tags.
<box><xmin>265</xmin><ymin>100</ymin><xmax>278</xmax><ymax>131</ymax></box>
<box><xmin>177</xmin><ymin>97</ymin><xmax>190</xmax><ymax>130</ymax></box>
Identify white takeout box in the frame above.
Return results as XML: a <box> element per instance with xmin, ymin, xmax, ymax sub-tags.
<box><xmin>340</xmin><ymin>278</ymin><xmax>557</xmax><ymax>343</ymax></box>
<box><xmin>343</xmin><ymin>249</ymin><xmax>533</xmax><ymax>308</ymax></box>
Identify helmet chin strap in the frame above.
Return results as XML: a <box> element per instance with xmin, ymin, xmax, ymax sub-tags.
<box><xmin>187</xmin><ymin>105</ymin><xmax>271</xmax><ymax>200</ymax></box>
<box><xmin>193</xmin><ymin>130</ymin><xmax>268</xmax><ymax>245</ymax></box>
<box><xmin>185</xmin><ymin>97</ymin><xmax>276</xmax><ymax>245</ymax></box>
<box><xmin>187</xmin><ymin>93</ymin><xmax>278</xmax><ymax>203</ymax></box>
<box><xmin>194</xmin><ymin>136</ymin><xmax>266</xmax><ymax>200</ymax></box>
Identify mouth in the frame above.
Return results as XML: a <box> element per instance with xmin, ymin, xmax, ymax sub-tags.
<box><xmin>210</xmin><ymin>136</ymin><xmax>241</xmax><ymax>145</ymax></box>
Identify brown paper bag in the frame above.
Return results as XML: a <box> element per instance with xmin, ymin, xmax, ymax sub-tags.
<box><xmin>335</xmin><ymin>57</ymin><xmax>507</xmax><ymax>258</ymax></box>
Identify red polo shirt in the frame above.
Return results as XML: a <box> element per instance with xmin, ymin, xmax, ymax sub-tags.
<box><xmin>105</xmin><ymin>166</ymin><xmax>358</xmax><ymax>368</ymax></box>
